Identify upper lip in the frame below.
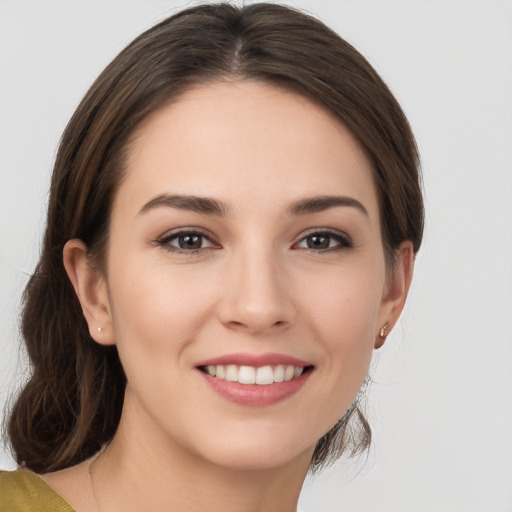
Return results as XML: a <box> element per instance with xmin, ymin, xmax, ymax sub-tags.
<box><xmin>196</xmin><ymin>352</ymin><xmax>313</xmax><ymax>368</ymax></box>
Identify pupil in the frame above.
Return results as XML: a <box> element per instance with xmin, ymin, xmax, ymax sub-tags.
<box><xmin>179</xmin><ymin>235</ymin><xmax>201</xmax><ymax>249</ymax></box>
<box><xmin>308</xmin><ymin>235</ymin><xmax>329</xmax><ymax>249</ymax></box>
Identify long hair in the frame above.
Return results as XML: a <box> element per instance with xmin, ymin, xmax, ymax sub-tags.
<box><xmin>7</xmin><ymin>2</ymin><xmax>423</xmax><ymax>473</ymax></box>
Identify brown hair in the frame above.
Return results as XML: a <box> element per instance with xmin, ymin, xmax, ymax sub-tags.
<box><xmin>7</xmin><ymin>2</ymin><xmax>423</xmax><ymax>474</ymax></box>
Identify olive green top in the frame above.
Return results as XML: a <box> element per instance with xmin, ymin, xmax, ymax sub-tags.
<box><xmin>0</xmin><ymin>470</ymin><xmax>76</xmax><ymax>512</ymax></box>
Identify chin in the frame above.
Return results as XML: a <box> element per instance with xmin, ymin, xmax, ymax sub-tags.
<box><xmin>202</xmin><ymin>444</ymin><xmax>314</xmax><ymax>473</ymax></box>
<box><xmin>185</xmin><ymin>427</ymin><xmax>317</xmax><ymax>473</ymax></box>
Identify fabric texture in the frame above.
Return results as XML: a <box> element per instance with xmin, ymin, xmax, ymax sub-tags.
<box><xmin>0</xmin><ymin>470</ymin><xmax>76</xmax><ymax>512</ymax></box>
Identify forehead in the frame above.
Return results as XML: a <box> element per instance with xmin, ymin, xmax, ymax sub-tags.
<box><xmin>116</xmin><ymin>80</ymin><xmax>379</xmax><ymax>218</ymax></box>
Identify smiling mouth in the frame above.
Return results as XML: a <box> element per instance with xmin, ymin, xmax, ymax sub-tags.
<box><xmin>199</xmin><ymin>364</ymin><xmax>313</xmax><ymax>385</ymax></box>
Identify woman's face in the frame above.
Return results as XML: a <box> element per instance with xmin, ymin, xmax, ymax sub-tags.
<box><xmin>94</xmin><ymin>81</ymin><xmax>403</xmax><ymax>470</ymax></box>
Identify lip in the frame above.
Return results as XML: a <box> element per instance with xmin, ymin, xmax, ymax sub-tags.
<box><xmin>196</xmin><ymin>352</ymin><xmax>312</xmax><ymax>368</ymax></box>
<box><xmin>195</xmin><ymin>352</ymin><xmax>314</xmax><ymax>407</ymax></box>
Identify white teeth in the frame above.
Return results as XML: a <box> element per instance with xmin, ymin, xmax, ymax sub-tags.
<box><xmin>284</xmin><ymin>365</ymin><xmax>295</xmax><ymax>381</ymax></box>
<box><xmin>216</xmin><ymin>365</ymin><xmax>225</xmax><ymax>379</ymax></box>
<box><xmin>225</xmin><ymin>364</ymin><xmax>238</xmax><ymax>382</ymax></box>
<box><xmin>205</xmin><ymin>364</ymin><xmax>307</xmax><ymax>385</ymax></box>
<box><xmin>238</xmin><ymin>366</ymin><xmax>256</xmax><ymax>384</ymax></box>
<box><xmin>274</xmin><ymin>365</ymin><xmax>285</xmax><ymax>382</ymax></box>
<box><xmin>256</xmin><ymin>366</ymin><xmax>274</xmax><ymax>385</ymax></box>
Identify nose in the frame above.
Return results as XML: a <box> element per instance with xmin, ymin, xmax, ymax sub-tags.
<box><xmin>217</xmin><ymin>247</ymin><xmax>296</xmax><ymax>335</ymax></box>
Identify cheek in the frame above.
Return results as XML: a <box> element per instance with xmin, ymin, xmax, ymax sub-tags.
<box><xmin>300</xmin><ymin>264</ymin><xmax>383</xmax><ymax>394</ymax></box>
<box><xmin>303</xmin><ymin>261</ymin><xmax>383</xmax><ymax>341</ymax></box>
<box><xmin>106</xmin><ymin>260</ymin><xmax>217</xmax><ymax>375</ymax></box>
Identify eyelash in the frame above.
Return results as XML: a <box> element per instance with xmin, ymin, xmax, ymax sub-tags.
<box><xmin>156</xmin><ymin>229</ymin><xmax>218</xmax><ymax>254</ymax></box>
<box><xmin>293</xmin><ymin>229</ymin><xmax>353</xmax><ymax>252</ymax></box>
<box><xmin>156</xmin><ymin>229</ymin><xmax>353</xmax><ymax>254</ymax></box>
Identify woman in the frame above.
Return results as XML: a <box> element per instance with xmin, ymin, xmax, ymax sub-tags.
<box><xmin>0</xmin><ymin>2</ymin><xmax>423</xmax><ymax>511</ymax></box>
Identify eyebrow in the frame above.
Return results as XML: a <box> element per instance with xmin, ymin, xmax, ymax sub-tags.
<box><xmin>288</xmin><ymin>195</ymin><xmax>368</xmax><ymax>217</ymax></box>
<box><xmin>138</xmin><ymin>193</ymin><xmax>368</xmax><ymax>217</ymax></box>
<box><xmin>139</xmin><ymin>194</ymin><xmax>229</xmax><ymax>216</ymax></box>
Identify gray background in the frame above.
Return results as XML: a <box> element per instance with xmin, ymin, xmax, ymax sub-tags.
<box><xmin>1</xmin><ymin>1</ymin><xmax>511</xmax><ymax>510</ymax></box>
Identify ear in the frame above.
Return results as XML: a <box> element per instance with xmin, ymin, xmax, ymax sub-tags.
<box><xmin>63</xmin><ymin>239</ymin><xmax>115</xmax><ymax>346</ymax></box>
<box><xmin>375</xmin><ymin>241</ymin><xmax>415</xmax><ymax>349</ymax></box>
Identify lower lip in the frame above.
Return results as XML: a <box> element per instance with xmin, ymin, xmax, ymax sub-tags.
<box><xmin>199</xmin><ymin>369</ymin><xmax>312</xmax><ymax>407</ymax></box>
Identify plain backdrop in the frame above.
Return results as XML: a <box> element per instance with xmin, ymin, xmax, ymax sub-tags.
<box><xmin>1</xmin><ymin>1</ymin><xmax>511</xmax><ymax>510</ymax></box>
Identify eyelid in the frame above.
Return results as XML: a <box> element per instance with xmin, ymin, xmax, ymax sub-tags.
<box><xmin>156</xmin><ymin>227</ymin><xmax>220</xmax><ymax>252</ymax></box>
<box><xmin>293</xmin><ymin>228</ymin><xmax>353</xmax><ymax>251</ymax></box>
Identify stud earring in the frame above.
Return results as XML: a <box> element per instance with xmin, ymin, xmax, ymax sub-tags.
<box><xmin>97</xmin><ymin>327</ymin><xmax>102</xmax><ymax>333</ymax></box>
<box><xmin>375</xmin><ymin>323</ymin><xmax>389</xmax><ymax>349</ymax></box>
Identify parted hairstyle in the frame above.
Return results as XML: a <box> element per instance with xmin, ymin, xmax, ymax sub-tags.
<box><xmin>7</xmin><ymin>2</ymin><xmax>423</xmax><ymax>474</ymax></box>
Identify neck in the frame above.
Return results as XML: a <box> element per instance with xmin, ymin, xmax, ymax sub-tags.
<box><xmin>92</xmin><ymin>401</ymin><xmax>312</xmax><ymax>512</ymax></box>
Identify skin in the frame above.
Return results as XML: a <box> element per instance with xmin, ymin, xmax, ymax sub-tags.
<box><xmin>45</xmin><ymin>80</ymin><xmax>413</xmax><ymax>512</ymax></box>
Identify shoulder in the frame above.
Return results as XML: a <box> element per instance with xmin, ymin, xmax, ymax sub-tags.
<box><xmin>0</xmin><ymin>470</ymin><xmax>76</xmax><ymax>512</ymax></box>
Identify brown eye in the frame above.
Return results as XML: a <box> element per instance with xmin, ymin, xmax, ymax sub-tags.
<box><xmin>295</xmin><ymin>231</ymin><xmax>353</xmax><ymax>251</ymax></box>
<box><xmin>158</xmin><ymin>230</ymin><xmax>217</xmax><ymax>252</ymax></box>
<box><xmin>306</xmin><ymin>235</ymin><xmax>331</xmax><ymax>249</ymax></box>
<box><xmin>177</xmin><ymin>234</ymin><xmax>203</xmax><ymax>249</ymax></box>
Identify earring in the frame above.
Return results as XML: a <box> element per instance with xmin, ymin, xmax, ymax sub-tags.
<box><xmin>97</xmin><ymin>327</ymin><xmax>102</xmax><ymax>333</ymax></box>
<box><xmin>375</xmin><ymin>323</ymin><xmax>389</xmax><ymax>349</ymax></box>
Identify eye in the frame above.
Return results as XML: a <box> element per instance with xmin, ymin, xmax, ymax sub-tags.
<box><xmin>295</xmin><ymin>231</ymin><xmax>352</xmax><ymax>251</ymax></box>
<box><xmin>157</xmin><ymin>230</ymin><xmax>217</xmax><ymax>253</ymax></box>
